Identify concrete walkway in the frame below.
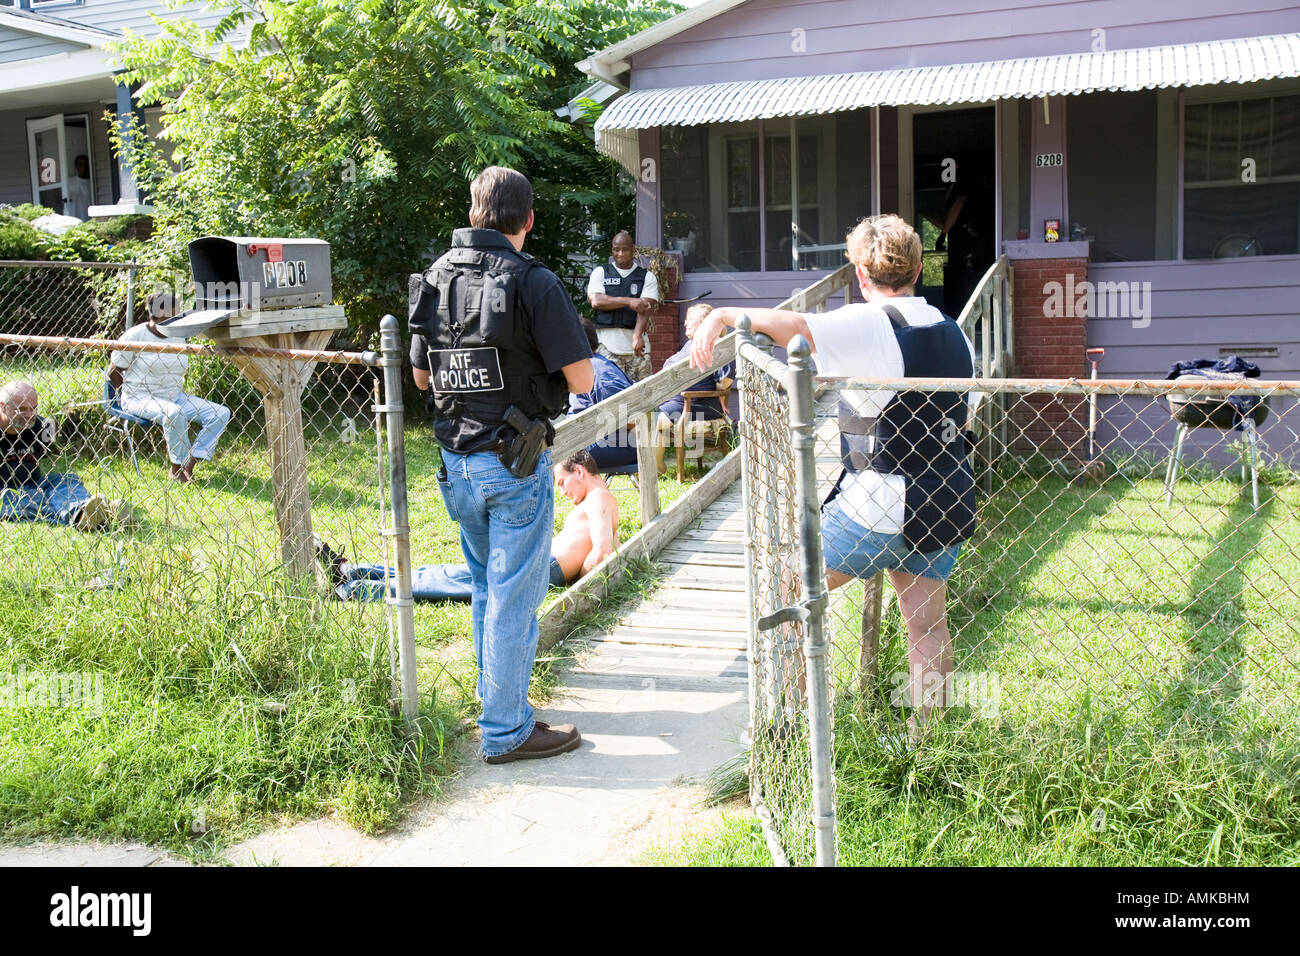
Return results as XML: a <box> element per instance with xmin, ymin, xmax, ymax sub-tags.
<box><xmin>0</xmin><ymin>485</ymin><xmax>751</xmax><ymax>867</ymax></box>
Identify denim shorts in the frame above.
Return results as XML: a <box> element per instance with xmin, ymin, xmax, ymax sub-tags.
<box><xmin>822</xmin><ymin>496</ymin><xmax>962</xmax><ymax>582</ymax></box>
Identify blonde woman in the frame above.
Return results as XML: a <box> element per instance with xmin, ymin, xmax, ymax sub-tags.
<box><xmin>690</xmin><ymin>215</ymin><xmax>976</xmax><ymax>731</ymax></box>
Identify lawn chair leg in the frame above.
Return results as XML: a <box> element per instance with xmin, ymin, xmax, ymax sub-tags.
<box><xmin>1165</xmin><ymin>423</ymin><xmax>1186</xmax><ymax>506</ymax></box>
<box><xmin>125</xmin><ymin>424</ymin><xmax>141</xmax><ymax>475</ymax></box>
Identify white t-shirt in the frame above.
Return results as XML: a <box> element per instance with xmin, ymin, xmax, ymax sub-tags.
<box><xmin>587</xmin><ymin>263</ymin><xmax>659</xmax><ymax>355</ymax></box>
<box><xmin>804</xmin><ymin>297</ymin><xmax>975</xmax><ymax>534</ymax></box>
<box><xmin>65</xmin><ymin>176</ymin><xmax>92</xmax><ymax>220</ymax></box>
<box><xmin>112</xmin><ymin>323</ymin><xmax>189</xmax><ymax>404</ymax></box>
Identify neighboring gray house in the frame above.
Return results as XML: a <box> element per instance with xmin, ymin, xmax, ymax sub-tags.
<box><xmin>0</xmin><ymin>0</ymin><xmax>242</xmax><ymax>217</ymax></box>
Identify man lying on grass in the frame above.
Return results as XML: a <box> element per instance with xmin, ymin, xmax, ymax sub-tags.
<box><xmin>318</xmin><ymin>450</ymin><xmax>619</xmax><ymax>601</ymax></box>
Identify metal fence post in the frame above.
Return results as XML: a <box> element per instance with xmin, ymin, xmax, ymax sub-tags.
<box><xmin>125</xmin><ymin>263</ymin><xmax>138</xmax><ymax>329</ymax></box>
<box><xmin>786</xmin><ymin>334</ymin><xmax>837</xmax><ymax>867</ymax></box>
<box><xmin>736</xmin><ymin>314</ymin><xmax>761</xmax><ymax>785</ymax></box>
<box><xmin>378</xmin><ymin>314</ymin><xmax>418</xmax><ymax>725</ymax></box>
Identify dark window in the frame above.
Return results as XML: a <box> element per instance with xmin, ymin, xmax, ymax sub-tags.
<box><xmin>1183</xmin><ymin>95</ymin><xmax>1300</xmax><ymax>258</ymax></box>
<box><xmin>660</xmin><ymin>112</ymin><xmax>870</xmax><ymax>274</ymax></box>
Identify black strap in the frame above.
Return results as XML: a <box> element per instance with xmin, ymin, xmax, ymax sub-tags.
<box><xmin>881</xmin><ymin>304</ymin><xmax>908</xmax><ymax>330</ymax></box>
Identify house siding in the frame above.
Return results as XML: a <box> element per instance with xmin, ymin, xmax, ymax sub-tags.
<box><xmin>1088</xmin><ymin>256</ymin><xmax>1300</xmax><ymax>464</ymax></box>
<box><xmin>630</xmin><ymin>0</ymin><xmax>1300</xmax><ymax>89</ymax></box>
<box><xmin>53</xmin><ymin>0</ymin><xmax>230</xmax><ymax>37</ymax></box>
<box><xmin>1</xmin><ymin>101</ymin><xmax>117</xmax><ymax>208</ymax></box>
<box><xmin>0</xmin><ymin>25</ymin><xmax>80</xmax><ymax>62</ymax></box>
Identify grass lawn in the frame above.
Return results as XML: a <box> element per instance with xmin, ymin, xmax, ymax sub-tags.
<box><xmin>0</xmin><ymin>354</ymin><xmax>697</xmax><ymax>858</ymax></box>
<box><xmin>661</xmin><ymin>469</ymin><xmax>1300</xmax><ymax>866</ymax></box>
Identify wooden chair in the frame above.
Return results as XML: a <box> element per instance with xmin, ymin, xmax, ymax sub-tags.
<box><xmin>674</xmin><ymin>377</ymin><xmax>735</xmax><ymax>480</ymax></box>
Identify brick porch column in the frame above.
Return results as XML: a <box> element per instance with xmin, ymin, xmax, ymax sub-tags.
<box><xmin>1006</xmin><ymin>243</ymin><xmax>1091</xmax><ymax>459</ymax></box>
<box><xmin>648</xmin><ymin>254</ymin><xmax>684</xmax><ymax>373</ymax></box>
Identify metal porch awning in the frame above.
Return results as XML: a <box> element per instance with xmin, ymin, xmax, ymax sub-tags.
<box><xmin>595</xmin><ymin>32</ymin><xmax>1300</xmax><ymax>170</ymax></box>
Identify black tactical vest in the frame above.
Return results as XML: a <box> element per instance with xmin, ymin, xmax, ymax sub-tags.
<box><xmin>839</xmin><ymin>305</ymin><xmax>976</xmax><ymax>553</ymax></box>
<box><xmin>409</xmin><ymin>232</ymin><xmax>569</xmax><ymax>452</ymax></box>
<box><xmin>592</xmin><ymin>259</ymin><xmax>647</xmax><ymax>330</ymax></box>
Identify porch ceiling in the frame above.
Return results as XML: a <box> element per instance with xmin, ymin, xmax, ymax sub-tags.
<box><xmin>596</xmin><ymin>31</ymin><xmax>1300</xmax><ymax>163</ymax></box>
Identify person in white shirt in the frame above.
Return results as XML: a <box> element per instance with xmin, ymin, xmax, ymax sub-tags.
<box><xmin>65</xmin><ymin>155</ymin><xmax>93</xmax><ymax>220</ymax></box>
<box><xmin>108</xmin><ymin>293</ymin><xmax>232</xmax><ymax>482</ymax></box>
<box><xmin>689</xmin><ymin>214</ymin><xmax>977</xmax><ymax>732</ymax></box>
<box><xmin>586</xmin><ymin>231</ymin><xmax>659</xmax><ymax>381</ymax></box>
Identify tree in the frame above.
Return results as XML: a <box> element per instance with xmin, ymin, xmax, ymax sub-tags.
<box><xmin>113</xmin><ymin>0</ymin><xmax>677</xmax><ymax>343</ymax></box>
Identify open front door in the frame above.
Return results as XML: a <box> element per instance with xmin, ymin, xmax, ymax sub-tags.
<box><xmin>27</xmin><ymin>113</ymin><xmax>68</xmax><ymax>215</ymax></box>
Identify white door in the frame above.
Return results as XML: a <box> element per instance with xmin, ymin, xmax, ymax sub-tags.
<box><xmin>27</xmin><ymin>113</ymin><xmax>68</xmax><ymax>215</ymax></box>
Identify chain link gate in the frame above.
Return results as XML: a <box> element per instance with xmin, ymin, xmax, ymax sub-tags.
<box><xmin>736</xmin><ymin>319</ymin><xmax>836</xmax><ymax>867</ymax></box>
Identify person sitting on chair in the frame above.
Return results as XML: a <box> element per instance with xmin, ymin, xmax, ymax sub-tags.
<box><xmin>655</xmin><ymin>303</ymin><xmax>735</xmax><ymax>473</ymax></box>
<box><xmin>108</xmin><ymin>292</ymin><xmax>231</xmax><ymax>483</ymax></box>
<box><xmin>1</xmin><ymin>380</ymin><xmax>136</xmax><ymax>532</ymax></box>
<box><xmin>567</xmin><ymin>319</ymin><xmax>637</xmax><ymax>472</ymax></box>
<box><xmin>321</xmin><ymin>450</ymin><xmax>619</xmax><ymax>601</ymax></box>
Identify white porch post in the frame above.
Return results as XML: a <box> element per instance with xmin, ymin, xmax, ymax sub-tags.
<box><xmin>89</xmin><ymin>78</ymin><xmax>154</xmax><ymax>217</ymax></box>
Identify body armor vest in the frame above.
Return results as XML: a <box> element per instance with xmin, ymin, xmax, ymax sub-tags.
<box><xmin>592</xmin><ymin>259</ymin><xmax>647</xmax><ymax>330</ymax></box>
<box><xmin>838</xmin><ymin>305</ymin><xmax>976</xmax><ymax>553</ymax></box>
<box><xmin>409</xmin><ymin>236</ymin><xmax>569</xmax><ymax>451</ymax></box>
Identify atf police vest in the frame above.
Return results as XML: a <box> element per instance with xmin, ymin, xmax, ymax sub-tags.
<box><xmin>592</xmin><ymin>259</ymin><xmax>646</xmax><ymax>330</ymax></box>
<box><xmin>409</xmin><ymin>237</ymin><xmax>569</xmax><ymax>451</ymax></box>
<box><xmin>839</xmin><ymin>305</ymin><xmax>976</xmax><ymax>554</ymax></box>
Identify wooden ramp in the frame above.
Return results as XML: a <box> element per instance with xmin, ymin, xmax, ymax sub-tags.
<box><xmin>579</xmin><ymin>481</ymin><xmax>749</xmax><ymax>684</ymax></box>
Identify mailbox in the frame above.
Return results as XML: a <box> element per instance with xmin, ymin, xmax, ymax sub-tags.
<box><xmin>188</xmin><ymin>236</ymin><xmax>332</xmax><ymax>312</ymax></box>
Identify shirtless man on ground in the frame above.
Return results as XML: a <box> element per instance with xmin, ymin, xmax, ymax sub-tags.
<box><xmin>321</xmin><ymin>450</ymin><xmax>619</xmax><ymax>601</ymax></box>
<box><xmin>551</xmin><ymin>449</ymin><xmax>619</xmax><ymax>581</ymax></box>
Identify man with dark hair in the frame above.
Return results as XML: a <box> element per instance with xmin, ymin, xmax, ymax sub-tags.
<box><xmin>319</xmin><ymin>452</ymin><xmax>618</xmax><ymax>598</ymax></box>
<box><xmin>587</xmin><ymin>231</ymin><xmax>658</xmax><ymax>381</ymax></box>
<box><xmin>108</xmin><ymin>291</ymin><xmax>231</xmax><ymax>483</ymax></box>
<box><xmin>409</xmin><ymin>165</ymin><xmax>594</xmax><ymax>764</ymax></box>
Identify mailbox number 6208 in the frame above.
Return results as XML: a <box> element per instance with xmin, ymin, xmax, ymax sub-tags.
<box><xmin>263</xmin><ymin>260</ymin><xmax>309</xmax><ymax>288</ymax></box>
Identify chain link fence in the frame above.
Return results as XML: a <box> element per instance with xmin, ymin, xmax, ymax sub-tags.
<box><xmin>1</xmin><ymin>336</ymin><xmax>384</xmax><ymax>592</ymax></box>
<box><xmin>0</xmin><ymin>261</ymin><xmax>417</xmax><ymax>710</ymax></box>
<box><xmin>740</xmin><ymin>330</ymin><xmax>1300</xmax><ymax>865</ymax></box>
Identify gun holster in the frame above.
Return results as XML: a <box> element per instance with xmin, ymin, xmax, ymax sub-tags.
<box><xmin>499</xmin><ymin>406</ymin><xmax>551</xmax><ymax>478</ymax></box>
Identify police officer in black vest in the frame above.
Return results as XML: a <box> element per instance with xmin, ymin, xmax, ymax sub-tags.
<box><xmin>688</xmin><ymin>215</ymin><xmax>976</xmax><ymax>745</ymax></box>
<box><xmin>410</xmin><ymin>166</ymin><xmax>594</xmax><ymax>764</ymax></box>
<box><xmin>587</xmin><ymin>231</ymin><xmax>658</xmax><ymax>381</ymax></box>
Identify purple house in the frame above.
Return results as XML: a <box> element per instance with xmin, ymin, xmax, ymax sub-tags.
<box><xmin>574</xmin><ymin>0</ymin><xmax>1300</xmax><ymax>461</ymax></box>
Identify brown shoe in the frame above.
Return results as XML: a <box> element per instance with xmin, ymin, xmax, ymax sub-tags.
<box><xmin>74</xmin><ymin>494</ymin><xmax>112</xmax><ymax>532</ymax></box>
<box><xmin>484</xmin><ymin>720</ymin><xmax>581</xmax><ymax>764</ymax></box>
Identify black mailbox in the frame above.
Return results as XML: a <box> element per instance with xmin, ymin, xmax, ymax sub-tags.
<box><xmin>188</xmin><ymin>236</ymin><xmax>332</xmax><ymax>312</ymax></box>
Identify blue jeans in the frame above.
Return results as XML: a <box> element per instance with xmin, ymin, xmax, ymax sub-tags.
<box><xmin>439</xmin><ymin>447</ymin><xmax>555</xmax><ymax>758</ymax></box>
<box><xmin>822</xmin><ymin>496</ymin><xmax>962</xmax><ymax>582</ymax></box>
<box><xmin>0</xmin><ymin>473</ymin><xmax>93</xmax><ymax>526</ymax></box>
<box><xmin>120</xmin><ymin>391</ymin><xmax>231</xmax><ymax>465</ymax></box>
<box><xmin>335</xmin><ymin>558</ymin><xmax>566</xmax><ymax>602</ymax></box>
